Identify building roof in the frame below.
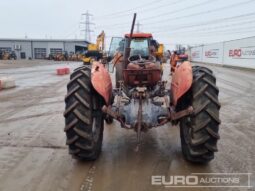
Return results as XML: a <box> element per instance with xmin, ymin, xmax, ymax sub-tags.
<box><xmin>0</xmin><ymin>38</ymin><xmax>90</xmax><ymax>44</ymax></box>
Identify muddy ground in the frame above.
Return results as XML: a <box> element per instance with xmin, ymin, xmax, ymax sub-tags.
<box><xmin>0</xmin><ymin>60</ymin><xmax>254</xmax><ymax>191</ymax></box>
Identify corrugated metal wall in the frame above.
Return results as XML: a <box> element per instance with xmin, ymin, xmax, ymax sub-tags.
<box><xmin>0</xmin><ymin>40</ymin><xmax>88</xmax><ymax>59</ymax></box>
<box><xmin>0</xmin><ymin>41</ymin><xmax>32</xmax><ymax>59</ymax></box>
<box><xmin>190</xmin><ymin>36</ymin><xmax>255</xmax><ymax>69</ymax></box>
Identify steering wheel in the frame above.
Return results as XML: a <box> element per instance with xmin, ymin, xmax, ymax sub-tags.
<box><xmin>128</xmin><ymin>54</ymin><xmax>157</xmax><ymax>65</ymax></box>
<box><xmin>128</xmin><ymin>54</ymin><xmax>144</xmax><ymax>63</ymax></box>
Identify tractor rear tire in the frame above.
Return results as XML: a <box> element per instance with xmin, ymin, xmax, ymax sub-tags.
<box><xmin>180</xmin><ymin>66</ymin><xmax>221</xmax><ymax>163</ymax></box>
<box><xmin>64</xmin><ymin>66</ymin><xmax>104</xmax><ymax>160</ymax></box>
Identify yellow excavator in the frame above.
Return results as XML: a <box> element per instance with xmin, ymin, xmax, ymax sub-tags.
<box><xmin>82</xmin><ymin>31</ymin><xmax>105</xmax><ymax>65</ymax></box>
<box><xmin>154</xmin><ymin>43</ymin><xmax>165</xmax><ymax>72</ymax></box>
<box><xmin>155</xmin><ymin>43</ymin><xmax>164</xmax><ymax>61</ymax></box>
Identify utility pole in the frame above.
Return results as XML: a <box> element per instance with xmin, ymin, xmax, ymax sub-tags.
<box><xmin>135</xmin><ymin>22</ymin><xmax>142</xmax><ymax>33</ymax></box>
<box><xmin>80</xmin><ymin>11</ymin><xmax>94</xmax><ymax>42</ymax></box>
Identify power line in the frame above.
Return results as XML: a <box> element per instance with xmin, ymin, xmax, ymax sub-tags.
<box><xmin>80</xmin><ymin>11</ymin><xmax>94</xmax><ymax>42</ymax></box>
<box><xmin>154</xmin><ymin>23</ymin><xmax>255</xmax><ymax>38</ymax></box>
<box><xmin>140</xmin><ymin>0</ymin><xmax>214</xmax><ymax>22</ymax></box>
<box><xmin>101</xmin><ymin>12</ymin><xmax>255</xmax><ymax>44</ymax></box>
<box><xmin>92</xmin><ymin>1</ymin><xmax>255</xmax><ymax>45</ymax></box>
<box><xmin>95</xmin><ymin>0</ymin><xmax>255</xmax><ymax>30</ymax></box>
<box><xmin>100</xmin><ymin>16</ymin><xmax>254</xmax><ymax>41</ymax></box>
<box><xmin>63</xmin><ymin>22</ymin><xmax>80</xmax><ymax>39</ymax></box>
<box><xmin>95</xmin><ymin>0</ymin><xmax>189</xmax><ymax>21</ymax></box>
<box><xmin>94</xmin><ymin>0</ymin><xmax>166</xmax><ymax>19</ymax></box>
<box><xmin>167</xmin><ymin>30</ymin><xmax>255</xmax><ymax>43</ymax></box>
<box><xmin>141</xmin><ymin>0</ymin><xmax>255</xmax><ymax>25</ymax></box>
<box><xmin>144</xmin><ymin>12</ymin><xmax>255</xmax><ymax>33</ymax></box>
<box><xmin>137</xmin><ymin>0</ymin><xmax>189</xmax><ymax>15</ymax></box>
<box><xmin>170</xmin><ymin>26</ymin><xmax>255</xmax><ymax>37</ymax></box>
<box><xmin>148</xmin><ymin>13</ymin><xmax>255</xmax><ymax>34</ymax></box>
<box><xmin>95</xmin><ymin>0</ymin><xmax>202</xmax><ymax>28</ymax></box>
<box><xmin>183</xmin><ymin>19</ymin><xmax>255</xmax><ymax>33</ymax></box>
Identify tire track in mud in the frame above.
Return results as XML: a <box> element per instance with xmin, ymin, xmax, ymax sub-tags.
<box><xmin>213</xmin><ymin>139</ymin><xmax>254</xmax><ymax>183</ymax></box>
<box><xmin>0</xmin><ymin>63</ymin><xmax>86</xmax><ymax>190</ymax></box>
<box><xmin>0</xmin><ymin>144</ymin><xmax>66</xmax><ymax>149</ymax></box>
<box><xmin>205</xmin><ymin>65</ymin><xmax>255</xmax><ymax>180</ymax></box>
<box><xmin>0</xmin><ymin>147</ymin><xmax>30</xmax><ymax>179</ymax></box>
<box><xmin>80</xmin><ymin>164</ymin><xmax>97</xmax><ymax>191</ymax></box>
<box><xmin>0</xmin><ymin>79</ymin><xmax>67</xmax><ymax>121</ymax></box>
<box><xmin>193</xmin><ymin>63</ymin><xmax>255</xmax><ymax>94</ymax></box>
<box><xmin>0</xmin><ymin>110</ymin><xmax>62</xmax><ymax>124</ymax></box>
<box><xmin>219</xmin><ymin>86</ymin><xmax>255</xmax><ymax>107</ymax></box>
<box><xmin>190</xmin><ymin>63</ymin><xmax>255</xmax><ymax>116</ymax></box>
<box><xmin>0</xmin><ymin>68</ymin><xmax>63</xmax><ymax>75</ymax></box>
<box><xmin>214</xmin><ymin>70</ymin><xmax>255</xmax><ymax>106</ymax></box>
<box><xmin>0</xmin><ymin>62</ymin><xmax>254</xmax><ymax>191</ymax></box>
<box><xmin>0</xmin><ymin>97</ymin><xmax>66</xmax><ymax>148</ymax></box>
<box><xmin>0</xmin><ymin>112</ymin><xmax>67</xmax><ymax>183</ymax></box>
<box><xmin>0</xmin><ymin>93</ymin><xmax>62</xmax><ymax>102</ymax></box>
<box><xmin>0</xmin><ymin>115</ymin><xmax>55</xmax><ymax>147</ymax></box>
<box><xmin>0</xmin><ymin>114</ymin><xmax>67</xmax><ymax>186</ymax></box>
<box><xmin>0</xmin><ymin>77</ymin><xmax>67</xmax><ymax>149</ymax></box>
<box><xmin>0</xmin><ymin>100</ymin><xmax>63</xmax><ymax>110</ymax></box>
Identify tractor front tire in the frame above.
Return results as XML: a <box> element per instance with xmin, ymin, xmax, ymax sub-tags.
<box><xmin>180</xmin><ymin>66</ymin><xmax>221</xmax><ymax>163</ymax></box>
<box><xmin>64</xmin><ymin>66</ymin><xmax>104</xmax><ymax>160</ymax></box>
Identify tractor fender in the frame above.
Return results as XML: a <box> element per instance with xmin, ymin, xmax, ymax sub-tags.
<box><xmin>171</xmin><ymin>61</ymin><xmax>193</xmax><ymax>106</ymax></box>
<box><xmin>91</xmin><ymin>62</ymin><xmax>112</xmax><ymax>105</ymax></box>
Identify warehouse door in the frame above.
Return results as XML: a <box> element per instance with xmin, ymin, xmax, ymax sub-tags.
<box><xmin>50</xmin><ymin>48</ymin><xmax>62</xmax><ymax>56</ymax></box>
<box><xmin>20</xmin><ymin>52</ymin><xmax>26</xmax><ymax>59</ymax></box>
<box><xmin>75</xmin><ymin>46</ymin><xmax>87</xmax><ymax>54</ymax></box>
<box><xmin>34</xmin><ymin>48</ymin><xmax>46</xmax><ymax>59</ymax></box>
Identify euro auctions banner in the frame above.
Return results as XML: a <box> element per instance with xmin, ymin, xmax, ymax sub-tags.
<box><xmin>224</xmin><ymin>37</ymin><xmax>255</xmax><ymax>69</ymax></box>
<box><xmin>201</xmin><ymin>42</ymin><xmax>224</xmax><ymax>64</ymax></box>
<box><xmin>229</xmin><ymin>47</ymin><xmax>255</xmax><ymax>59</ymax></box>
<box><xmin>205</xmin><ymin>49</ymin><xmax>219</xmax><ymax>58</ymax></box>
<box><xmin>192</xmin><ymin>51</ymin><xmax>201</xmax><ymax>58</ymax></box>
<box><xmin>190</xmin><ymin>36</ymin><xmax>255</xmax><ymax>69</ymax></box>
<box><xmin>190</xmin><ymin>46</ymin><xmax>203</xmax><ymax>62</ymax></box>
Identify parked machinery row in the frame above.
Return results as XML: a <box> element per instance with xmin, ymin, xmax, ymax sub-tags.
<box><xmin>47</xmin><ymin>51</ymin><xmax>85</xmax><ymax>62</ymax></box>
<box><xmin>0</xmin><ymin>50</ymin><xmax>17</xmax><ymax>60</ymax></box>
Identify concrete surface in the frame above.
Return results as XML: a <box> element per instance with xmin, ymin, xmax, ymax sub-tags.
<box><xmin>0</xmin><ymin>61</ymin><xmax>254</xmax><ymax>191</ymax></box>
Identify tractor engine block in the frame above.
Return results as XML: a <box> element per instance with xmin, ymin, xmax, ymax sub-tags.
<box><xmin>111</xmin><ymin>83</ymin><xmax>170</xmax><ymax>130</ymax></box>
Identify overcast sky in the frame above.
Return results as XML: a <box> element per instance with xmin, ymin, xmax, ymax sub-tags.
<box><xmin>1</xmin><ymin>0</ymin><xmax>255</xmax><ymax>49</ymax></box>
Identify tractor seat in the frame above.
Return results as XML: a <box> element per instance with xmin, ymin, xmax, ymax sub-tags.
<box><xmin>127</xmin><ymin>61</ymin><xmax>161</xmax><ymax>70</ymax></box>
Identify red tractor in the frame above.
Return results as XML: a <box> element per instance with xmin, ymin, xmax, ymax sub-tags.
<box><xmin>64</xmin><ymin>14</ymin><xmax>220</xmax><ymax>163</ymax></box>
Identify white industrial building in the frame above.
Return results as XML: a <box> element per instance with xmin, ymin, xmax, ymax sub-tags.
<box><xmin>0</xmin><ymin>38</ymin><xmax>89</xmax><ymax>59</ymax></box>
